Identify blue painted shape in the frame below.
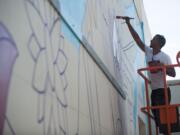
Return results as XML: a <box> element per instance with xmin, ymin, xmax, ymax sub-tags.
<box><xmin>133</xmin><ymin>47</ymin><xmax>146</xmax><ymax>135</ymax></box>
<box><xmin>125</xmin><ymin>4</ymin><xmax>144</xmax><ymax>41</ymax></box>
<box><xmin>61</xmin><ymin>20</ymin><xmax>80</xmax><ymax>50</ymax></box>
<box><xmin>133</xmin><ymin>52</ymin><xmax>139</xmax><ymax>135</ymax></box>
<box><xmin>60</xmin><ymin>0</ymin><xmax>86</xmax><ymax>31</ymax></box>
<box><xmin>58</xmin><ymin>0</ymin><xmax>87</xmax><ymax>50</ymax></box>
<box><xmin>140</xmin><ymin>22</ymin><xmax>149</xmax><ymax>133</ymax></box>
<box><xmin>125</xmin><ymin>3</ymin><xmax>139</xmax><ymax>134</ymax></box>
<box><xmin>140</xmin><ymin>22</ymin><xmax>145</xmax><ymax>42</ymax></box>
<box><xmin>125</xmin><ymin>3</ymin><xmax>147</xmax><ymax>134</ymax></box>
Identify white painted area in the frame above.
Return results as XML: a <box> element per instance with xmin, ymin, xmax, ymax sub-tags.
<box><xmin>0</xmin><ymin>0</ymin><xmax>151</xmax><ymax>134</ymax></box>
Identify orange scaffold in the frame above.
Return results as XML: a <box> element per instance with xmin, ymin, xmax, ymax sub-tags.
<box><xmin>138</xmin><ymin>51</ymin><xmax>180</xmax><ymax>135</ymax></box>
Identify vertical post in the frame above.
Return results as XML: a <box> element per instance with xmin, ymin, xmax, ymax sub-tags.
<box><xmin>156</xmin><ymin>126</ymin><xmax>159</xmax><ymax>135</ymax></box>
<box><xmin>162</xmin><ymin>66</ymin><xmax>171</xmax><ymax>135</ymax></box>
<box><xmin>145</xmin><ymin>79</ymin><xmax>152</xmax><ymax>135</ymax></box>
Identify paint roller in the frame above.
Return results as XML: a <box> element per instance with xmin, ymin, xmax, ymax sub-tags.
<box><xmin>116</xmin><ymin>16</ymin><xmax>134</xmax><ymax>20</ymax></box>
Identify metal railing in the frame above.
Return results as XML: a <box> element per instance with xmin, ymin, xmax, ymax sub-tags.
<box><xmin>138</xmin><ymin>51</ymin><xmax>180</xmax><ymax>135</ymax></box>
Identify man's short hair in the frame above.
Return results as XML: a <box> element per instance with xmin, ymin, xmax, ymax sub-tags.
<box><xmin>155</xmin><ymin>34</ymin><xmax>166</xmax><ymax>48</ymax></box>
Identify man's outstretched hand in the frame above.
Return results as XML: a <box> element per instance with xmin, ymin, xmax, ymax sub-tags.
<box><xmin>116</xmin><ymin>16</ymin><xmax>134</xmax><ymax>23</ymax></box>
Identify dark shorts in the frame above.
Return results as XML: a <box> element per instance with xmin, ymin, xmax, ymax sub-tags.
<box><xmin>151</xmin><ymin>88</ymin><xmax>171</xmax><ymax>126</ymax></box>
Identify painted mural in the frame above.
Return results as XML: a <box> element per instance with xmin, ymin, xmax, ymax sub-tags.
<box><xmin>24</xmin><ymin>0</ymin><xmax>69</xmax><ymax>134</ymax></box>
<box><xmin>0</xmin><ymin>0</ymin><xmax>147</xmax><ymax>134</ymax></box>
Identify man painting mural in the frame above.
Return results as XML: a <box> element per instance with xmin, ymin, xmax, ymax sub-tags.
<box><xmin>117</xmin><ymin>16</ymin><xmax>176</xmax><ymax>132</ymax></box>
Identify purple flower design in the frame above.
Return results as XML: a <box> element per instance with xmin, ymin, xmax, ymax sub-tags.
<box><xmin>25</xmin><ymin>0</ymin><xmax>69</xmax><ymax>134</ymax></box>
<box><xmin>0</xmin><ymin>22</ymin><xmax>18</xmax><ymax>135</ymax></box>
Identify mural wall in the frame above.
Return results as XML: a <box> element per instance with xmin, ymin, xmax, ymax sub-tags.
<box><xmin>0</xmin><ymin>0</ymin><xmax>150</xmax><ymax>134</ymax></box>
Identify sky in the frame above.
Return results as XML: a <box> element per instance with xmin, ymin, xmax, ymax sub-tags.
<box><xmin>143</xmin><ymin>0</ymin><xmax>180</xmax><ymax>80</ymax></box>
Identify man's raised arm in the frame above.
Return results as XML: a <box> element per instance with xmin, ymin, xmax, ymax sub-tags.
<box><xmin>116</xmin><ymin>16</ymin><xmax>145</xmax><ymax>52</ymax></box>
